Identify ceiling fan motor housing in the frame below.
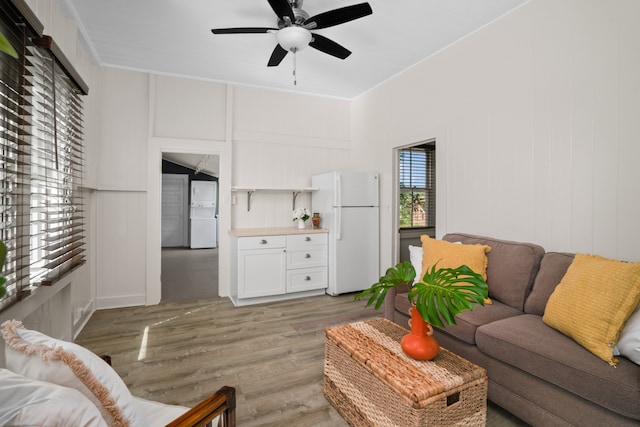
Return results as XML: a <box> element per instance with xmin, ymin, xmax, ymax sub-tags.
<box><xmin>278</xmin><ymin>0</ymin><xmax>309</xmax><ymax>27</ymax></box>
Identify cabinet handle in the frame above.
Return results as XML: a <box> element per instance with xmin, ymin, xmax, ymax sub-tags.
<box><xmin>260</xmin><ymin>239</ymin><xmax>267</xmax><ymax>244</ymax></box>
<box><xmin>305</xmin><ymin>253</ymin><xmax>311</xmax><ymax>259</ymax></box>
<box><xmin>305</xmin><ymin>276</ymin><xmax>311</xmax><ymax>281</ymax></box>
<box><xmin>305</xmin><ymin>236</ymin><xmax>311</xmax><ymax>241</ymax></box>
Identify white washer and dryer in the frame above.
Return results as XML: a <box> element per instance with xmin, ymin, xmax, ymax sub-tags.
<box><xmin>190</xmin><ymin>181</ymin><xmax>217</xmax><ymax>249</ymax></box>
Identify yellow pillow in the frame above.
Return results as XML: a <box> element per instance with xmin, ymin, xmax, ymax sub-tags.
<box><xmin>543</xmin><ymin>254</ymin><xmax>640</xmax><ymax>366</ymax></box>
<box><xmin>420</xmin><ymin>235</ymin><xmax>492</xmax><ymax>304</ymax></box>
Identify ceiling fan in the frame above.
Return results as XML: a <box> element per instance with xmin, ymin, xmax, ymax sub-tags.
<box><xmin>211</xmin><ymin>0</ymin><xmax>373</xmax><ymax>68</ymax></box>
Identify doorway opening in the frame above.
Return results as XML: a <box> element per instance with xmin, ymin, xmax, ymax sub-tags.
<box><xmin>394</xmin><ymin>140</ymin><xmax>436</xmax><ymax>265</ymax></box>
<box><xmin>160</xmin><ymin>153</ymin><xmax>220</xmax><ymax>303</ymax></box>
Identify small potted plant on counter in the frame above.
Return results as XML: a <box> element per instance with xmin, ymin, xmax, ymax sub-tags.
<box><xmin>293</xmin><ymin>207</ymin><xmax>310</xmax><ymax>229</ymax></box>
<box><xmin>355</xmin><ymin>261</ymin><xmax>488</xmax><ymax>360</ymax></box>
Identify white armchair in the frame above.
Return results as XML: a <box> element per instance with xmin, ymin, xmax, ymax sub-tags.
<box><xmin>1</xmin><ymin>320</ymin><xmax>235</xmax><ymax>427</ymax></box>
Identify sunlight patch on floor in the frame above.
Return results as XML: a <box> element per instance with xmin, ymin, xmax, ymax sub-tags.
<box><xmin>138</xmin><ymin>326</ymin><xmax>149</xmax><ymax>360</ymax></box>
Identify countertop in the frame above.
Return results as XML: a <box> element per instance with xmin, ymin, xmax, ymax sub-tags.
<box><xmin>229</xmin><ymin>227</ymin><xmax>328</xmax><ymax>237</ymax></box>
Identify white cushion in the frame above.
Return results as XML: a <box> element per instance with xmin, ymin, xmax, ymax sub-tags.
<box><xmin>0</xmin><ymin>368</ymin><xmax>107</xmax><ymax>426</ymax></box>
<box><xmin>1</xmin><ymin>320</ymin><xmax>148</xmax><ymax>427</ymax></box>
<box><xmin>408</xmin><ymin>244</ymin><xmax>423</xmax><ymax>284</ymax></box>
<box><xmin>134</xmin><ymin>396</ymin><xmax>193</xmax><ymax>426</ymax></box>
<box><xmin>614</xmin><ymin>302</ymin><xmax>640</xmax><ymax>365</ymax></box>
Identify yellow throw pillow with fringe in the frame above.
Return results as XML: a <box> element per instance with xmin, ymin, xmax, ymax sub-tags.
<box><xmin>543</xmin><ymin>254</ymin><xmax>640</xmax><ymax>366</ymax></box>
<box><xmin>420</xmin><ymin>235</ymin><xmax>492</xmax><ymax>304</ymax></box>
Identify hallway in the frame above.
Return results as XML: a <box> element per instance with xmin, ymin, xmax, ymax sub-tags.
<box><xmin>161</xmin><ymin>247</ymin><xmax>218</xmax><ymax>303</ymax></box>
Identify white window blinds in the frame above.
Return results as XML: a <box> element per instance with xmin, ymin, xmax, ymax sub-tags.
<box><xmin>0</xmin><ymin>0</ymin><xmax>86</xmax><ymax>312</ymax></box>
<box><xmin>399</xmin><ymin>144</ymin><xmax>435</xmax><ymax>228</ymax></box>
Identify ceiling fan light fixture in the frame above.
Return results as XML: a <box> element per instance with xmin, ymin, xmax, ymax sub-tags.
<box><xmin>277</xmin><ymin>26</ymin><xmax>312</xmax><ymax>52</ymax></box>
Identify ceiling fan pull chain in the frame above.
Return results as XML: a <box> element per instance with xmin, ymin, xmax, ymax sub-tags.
<box><xmin>293</xmin><ymin>48</ymin><xmax>298</xmax><ymax>85</ymax></box>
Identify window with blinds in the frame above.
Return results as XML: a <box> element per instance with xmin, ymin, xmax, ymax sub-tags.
<box><xmin>0</xmin><ymin>1</ymin><xmax>86</xmax><ymax>313</ymax></box>
<box><xmin>399</xmin><ymin>143</ymin><xmax>435</xmax><ymax>228</ymax></box>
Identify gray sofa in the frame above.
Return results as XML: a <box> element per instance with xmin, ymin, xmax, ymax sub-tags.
<box><xmin>384</xmin><ymin>233</ymin><xmax>639</xmax><ymax>427</ymax></box>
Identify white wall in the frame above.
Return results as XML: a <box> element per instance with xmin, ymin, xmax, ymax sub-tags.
<box><xmin>352</xmin><ymin>0</ymin><xmax>640</xmax><ymax>270</ymax></box>
<box><xmin>94</xmin><ymin>71</ymin><xmax>355</xmax><ymax>307</ymax></box>
<box><xmin>92</xmin><ymin>69</ymin><xmax>149</xmax><ymax>308</ymax></box>
<box><xmin>231</xmin><ymin>86</ymin><xmax>352</xmax><ymax>227</ymax></box>
<box><xmin>16</xmin><ymin>0</ymin><xmax>639</xmax><ymax>320</ymax></box>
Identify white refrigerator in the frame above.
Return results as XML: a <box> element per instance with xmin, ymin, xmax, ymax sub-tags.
<box><xmin>190</xmin><ymin>181</ymin><xmax>217</xmax><ymax>249</ymax></box>
<box><xmin>312</xmin><ymin>172</ymin><xmax>379</xmax><ymax>295</ymax></box>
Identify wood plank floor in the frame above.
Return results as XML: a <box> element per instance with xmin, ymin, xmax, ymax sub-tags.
<box><xmin>75</xmin><ymin>294</ymin><xmax>528</xmax><ymax>426</ymax></box>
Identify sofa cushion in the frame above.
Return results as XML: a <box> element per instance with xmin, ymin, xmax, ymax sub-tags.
<box><xmin>435</xmin><ymin>300</ymin><xmax>523</xmax><ymax>344</ymax></box>
<box><xmin>524</xmin><ymin>252</ymin><xmax>574</xmax><ymax>315</ymax></box>
<box><xmin>443</xmin><ymin>233</ymin><xmax>544</xmax><ymax>311</ymax></box>
<box><xmin>542</xmin><ymin>254</ymin><xmax>640</xmax><ymax>365</ymax></box>
<box><xmin>395</xmin><ymin>290</ymin><xmax>521</xmax><ymax>344</ymax></box>
<box><xmin>476</xmin><ymin>314</ymin><xmax>640</xmax><ymax>420</ymax></box>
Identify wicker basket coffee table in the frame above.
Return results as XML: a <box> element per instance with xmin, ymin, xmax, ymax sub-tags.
<box><xmin>324</xmin><ymin>318</ymin><xmax>487</xmax><ymax>426</ymax></box>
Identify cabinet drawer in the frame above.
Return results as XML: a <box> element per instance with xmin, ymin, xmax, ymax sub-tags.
<box><xmin>287</xmin><ymin>247</ymin><xmax>328</xmax><ymax>269</ymax></box>
<box><xmin>287</xmin><ymin>233</ymin><xmax>328</xmax><ymax>248</ymax></box>
<box><xmin>238</xmin><ymin>235</ymin><xmax>286</xmax><ymax>250</ymax></box>
<box><xmin>287</xmin><ymin>267</ymin><xmax>328</xmax><ymax>292</ymax></box>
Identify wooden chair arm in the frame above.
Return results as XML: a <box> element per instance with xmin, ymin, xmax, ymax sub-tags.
<box><xmin>99</xmin><ymin>355</ymin><xmax>235</xmax><ymax>426</ymax></box>
<box><xmin>165</xmin><ymin>386</ymin><xmax>236</xmax><ymax>427</ymax></box>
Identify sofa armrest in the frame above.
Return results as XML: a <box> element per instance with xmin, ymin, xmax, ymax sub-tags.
<box><xmin>166</xmin><ymin>386</ymin><xmax>236</xmax><ymax>427</ymax></box>
<box><xmin>384</xmin><ymin>285</ymin><xmax>398</xmax><ymax>320</ymax></box>
<box><xmin>98</xmin><ymin>355</ymin><xmax>236</xmax><ymax>426</ymax></box>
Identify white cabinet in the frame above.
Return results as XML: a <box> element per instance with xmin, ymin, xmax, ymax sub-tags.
<box><xmin>237</xmin><ymin>236</ymin><xmax>286</xmax><ymax>298</ymax></box>
<box><xmin>230</xmin><ymin>229</ymin><xmax>328</xmax><ymax>306</ymax></box>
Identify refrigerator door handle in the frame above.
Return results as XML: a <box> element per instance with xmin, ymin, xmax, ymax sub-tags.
<box><xmin>336</xmin><ymin>173</ymin><xmax>342</xmax><ymax>207</ymax></box>
<box><xmin>336</xmin><ymin>206</ymin><xmax>342</xmax><ymax>240</ymax></box>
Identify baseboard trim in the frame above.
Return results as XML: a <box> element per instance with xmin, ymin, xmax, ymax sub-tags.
<box><xmin>96</xmin><ymin>294</ymin><xmax>147</xmax><ymax>310</ymax></box>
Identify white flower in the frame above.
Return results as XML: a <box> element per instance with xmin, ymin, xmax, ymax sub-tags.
<box><xmin>293</xmin><ymin>208</ymin><xmax>310</xmax><ymax>222</ymax></box>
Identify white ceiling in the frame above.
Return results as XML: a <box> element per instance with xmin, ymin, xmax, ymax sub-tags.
<box><xmin>64</xmin><ymin>0</ymin><xmax>527</xmax><ymax>100</ymax></box>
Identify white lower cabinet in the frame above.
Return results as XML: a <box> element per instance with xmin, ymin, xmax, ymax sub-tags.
<box><xmin>231</xmin><ymin>230</ymin><xmax>328</xmax><ymax>306</ymax></box>
<box><xmin>286</xmin><ymin>234</ymin><xmax>328</xmax><ymax>292</ymax></box>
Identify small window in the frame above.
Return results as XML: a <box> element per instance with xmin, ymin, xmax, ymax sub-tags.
<box><xmin>399</xmin><ymin>143</ymin><xmax>435</xmax><ymax>229</ymax></box>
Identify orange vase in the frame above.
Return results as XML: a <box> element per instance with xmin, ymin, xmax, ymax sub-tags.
<box><xmin>401</xmin><ymin>306</ymin><xmax>440</xmax><ymax>361</ymax></box>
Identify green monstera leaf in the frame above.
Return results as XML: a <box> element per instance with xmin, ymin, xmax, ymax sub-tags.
<box><xmin>356</xmin><ymin>261</ymin><xmax>488</xmax><ymax>329</ymax></box>
<box><xmin>355</xmin><ymin>261</ymin><xmax>416</xmax><ymax>311</ymax></box>
<box><xmin>409</xmin><ymin>263</ymin><xmax>488</xmax><ymax>328</ymax></box>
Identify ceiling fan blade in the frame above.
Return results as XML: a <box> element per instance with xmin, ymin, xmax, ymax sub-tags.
<box><xmin>309</xmin><ymin>33</ymin><xmax>351</xmax><ymax>60</ymax></box>
<box><xmin>267</xmin><ymin>0</ymin><xmax>295</xmax><ymax>21</ymax></box>
<box><xmin>211</xmin><ymin>27</ymin><xmax>276</xmax><ymax>34</ymax></box>
<box><xmin>304</xmin><ymin>3</ymin><xmax>372</xmax><ymax>30</ymax></box>
<box><xmin>267</xmin><ymin>44</ymin><xmax>289</xmax><ymax>67</ymax></box>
